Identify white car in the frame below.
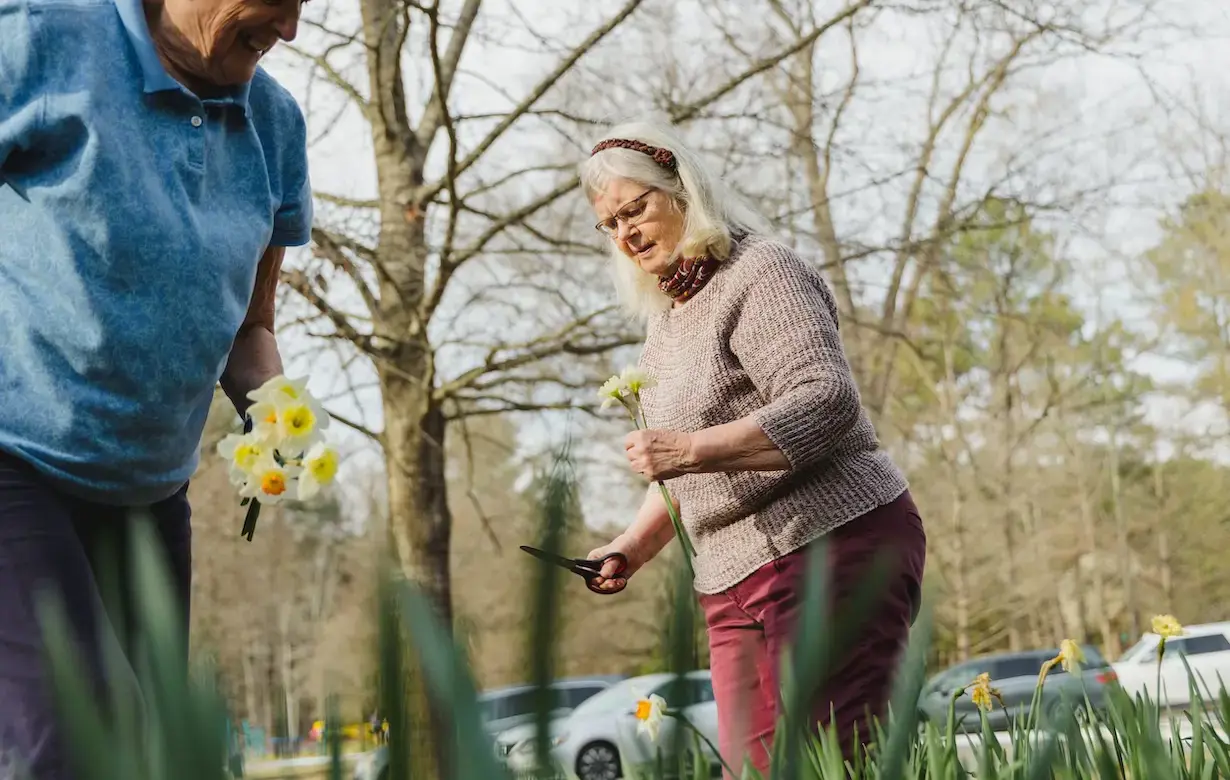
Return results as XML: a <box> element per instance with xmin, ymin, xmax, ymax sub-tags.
<box><xmin>1112</xmin><ymin>621</ymin><xmax>1230</xmax><ymax>708</ymax></box>
<box><xmin>503</xmin><ymin>670</ymin><xmax>720</xmax><ymax>780</ymax></box>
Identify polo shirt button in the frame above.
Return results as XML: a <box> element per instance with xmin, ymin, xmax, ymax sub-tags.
<box><xmin>190</xmin><ymin>116</ymin><xmax>203</xmax><ymax>127</ymax></box>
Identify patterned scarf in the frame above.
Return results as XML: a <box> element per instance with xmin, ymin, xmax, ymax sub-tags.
<box><xmin>658</xmin><ymin>255</ymin><xmax>720</xmax><ymax>303</ymax></box>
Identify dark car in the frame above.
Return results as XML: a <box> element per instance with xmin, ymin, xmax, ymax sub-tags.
<box><xmin>917</xmin><ymin>646</ymin><xmax>1117</xmax><ymax>732</ymax></box>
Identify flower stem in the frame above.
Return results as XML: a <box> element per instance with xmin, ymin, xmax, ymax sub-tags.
<box><xmin>671</xmin><ymin>711</ymin><xmax>734</xmax><ymax>778</ymax></box>
<box><xmin>625</xmin><ymin>400</ymin><xmax>697</xmax><ymax>572</ymax></box>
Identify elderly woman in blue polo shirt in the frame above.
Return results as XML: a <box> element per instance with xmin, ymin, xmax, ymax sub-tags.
<box><xmin>0</xmin><ymin>0</ymin><xmax>309</xmax><ymax>773</ymax></box>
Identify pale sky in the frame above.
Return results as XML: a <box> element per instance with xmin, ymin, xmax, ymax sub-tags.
<box><xmin>255</xmin><ymin>0</ymin><xmax>1230</xmax><ymax>528</ymax></box>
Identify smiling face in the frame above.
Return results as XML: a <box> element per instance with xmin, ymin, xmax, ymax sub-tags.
<box><xmin>591</xmin><ymin>178</ymin><xmax>685</xmax><ymax>276</ymax></box>
<box><xmin>153</xmin><ymin>0</ymin><xmax>303</xmax><ymax>88</ymax></box>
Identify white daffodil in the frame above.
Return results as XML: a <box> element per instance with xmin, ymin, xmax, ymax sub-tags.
<box><xmin>246</xmin><ymin>399</ymin><xmax>283</xmax><ymax>444</ymax></box>
<box><xmin>619</xmin><ymin>366</ymin><xmax>657</xmax><ymax>397</ymax></box>
<box><xmin>297</xmin><ymin>442</ymin><xmax>339</xmax><ymax>501</ymax></box>
<box><xmin>634</xmin><ymin>694</ymin><xmax>667</xmax><ymax>743</ymax></box>
<box><xmin>238</xmin><ymin>456</ymin><xmax>301</xmax><ymax>506</ymax></box>
<box><xmin>246</xmin><ymin>375</ymin><xmax>331</xmax><ymax>447</ymax></box>
<box><xmin>247</xmin><ymin>374</ymin><xmax>309</xmax><ymax>406</ymax></box>
<box><xmin>216</xmin><ymin>431</ymin><xmax>267</xmax><ymax>485</ymax></box>
<box><xmin>274</xmin><ymin>400</ymin><xmax>328</xmax><ymax>454</ymax></box>
<box><xmin>598</xmin><ymin>374</ymin><xmax>626</xmax><ymax>409</ymax></box>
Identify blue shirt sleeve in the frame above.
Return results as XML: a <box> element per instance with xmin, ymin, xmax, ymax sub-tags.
<box><xmin>269</xmin><ymin>99</ymin><xmax>313</xmax><ymax>247</ymax></box>
<box><xmin>0</xmin><ymin>0</ymin><xmax>42</xmax><ymax>171</ymax></box>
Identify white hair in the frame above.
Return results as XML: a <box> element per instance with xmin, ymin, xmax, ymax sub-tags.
<box><xmin>579</xmin><ymin>119</ymin><xmax>771</xmax><ymax>319</ymax></box>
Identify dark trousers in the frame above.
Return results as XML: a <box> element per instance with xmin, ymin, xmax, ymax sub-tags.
<box><xmin>0</xmin><ymin>451</ymin><xmax>192</xmax><ymax>780</ymax></box>
<box><xmin>700</xmin><ymin>490</ymin><xmax>926</xmax><ymax>776</ymax></box>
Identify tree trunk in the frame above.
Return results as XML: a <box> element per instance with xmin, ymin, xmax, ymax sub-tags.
<box><xmin>996</xmin><ymin>371</ymin><xmax>1022</xmax><ymax>651</ymax></box>
<box><xmin>948</xmin><ymin>484</ymin><xmax>971</xmax><ymax>660</ymax></box>
<box><xmin>1154</xmin><ymin>463</ymin><xmax>1173</xmax><ymax>613</ymax></box>
<box><xmin>1108</xmin><ymin>430</ymin><xmax>1138</xmax><ymax>639</ymax></box>
<box><xmin>1076</xmin><ymin>458</ymin><xmax>1116</xmax><ymax>657</ymax></box>
<box><xmin>279</xmin><ymin>603</ymin><xmax>299</xmax><ymax>742</ymax></box>
<box><xmin>242</xmin><ymin>647</ymin><xmax>259</xmax><ymax>730</ymax></box>
<box><xmin>381</xmin><ymin>377</ymin><xmax>453</xmax><ymax>778</ymax></box>
<box><xmin>780</xmin><ymin>45</ymin><xmax>863</xmax><ymax>384</ymax></box>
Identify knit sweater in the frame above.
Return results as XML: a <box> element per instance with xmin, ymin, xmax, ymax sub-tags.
<box><xmin>638</xmin><ymin>234</ymin><xmax>909</xmax><ymax>594</ymax></box>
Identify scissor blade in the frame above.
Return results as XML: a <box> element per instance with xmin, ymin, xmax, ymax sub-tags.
<box><xmin>519</xmin><ymin>545</ymin><xmax>579</xmax><ymax>570</ymax></box>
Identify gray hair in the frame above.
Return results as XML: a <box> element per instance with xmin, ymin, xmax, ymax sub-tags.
<box><xmin>579</xmin><ymin>119</ymin><xmax>770</xmax><ymax>319</ymax></box>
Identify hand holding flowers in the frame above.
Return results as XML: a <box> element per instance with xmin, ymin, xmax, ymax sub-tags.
<box><xmin>215</xmin><ymin>375</ymin><xmax>340</xmax><ymax>540</ymax></box>
<box><xmin>598</xmin><ymin>367</ymin><xmax>697</xmax><ymax>568</ymax></box>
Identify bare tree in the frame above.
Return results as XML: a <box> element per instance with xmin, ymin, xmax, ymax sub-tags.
<box><xmin>277</xmin><ymin>0</ymin><xmax>873</xmax><ymax>650</ymax></box>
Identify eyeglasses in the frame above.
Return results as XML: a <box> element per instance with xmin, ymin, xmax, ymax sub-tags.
<box><xmin>594</xmin><ymin>189</ymin><xmax>654</xmax><ymax>237</ymax></box>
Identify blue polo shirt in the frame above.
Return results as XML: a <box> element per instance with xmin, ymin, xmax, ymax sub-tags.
<box><xmin>0</xmin><ymin>0</ymin><xmax>313</xmax><ymax>505</ymax></box>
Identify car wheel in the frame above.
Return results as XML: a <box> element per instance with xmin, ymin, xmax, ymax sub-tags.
<box><xmin>575</xmin><ymin>741</ymin><xmax>621</xmax><ymax>780</ymax></box>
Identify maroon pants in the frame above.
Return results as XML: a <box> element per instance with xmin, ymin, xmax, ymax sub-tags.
<box><xmin>699</xmin><ymin>490</ymin><xmax>925</xmax><ymax>776</ymax></box>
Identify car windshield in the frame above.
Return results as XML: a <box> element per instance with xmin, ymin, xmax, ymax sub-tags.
<box><xmin>568</xmin><ymin>677</ymin><xmax>665</xmax><ymax>719</ymax></box>
<box><xmin>480</xmin><ymin>690</ymin><xmax>539</xmax><ymax>722</ymax></box>
<box><xmin>479</xmin><ymin>683</ymin><xmax>610</xmax><ymax>722</ymax></box>
<box><xmin>1118</xmin><ymin>637</ymin><xmax>1156</xmax><ymax>664</ymax></box>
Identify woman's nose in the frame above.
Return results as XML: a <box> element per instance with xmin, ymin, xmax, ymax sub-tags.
<box><xmin>616</xmin><ymin>220</ymin><xmax>638</xmax><ymax>243</ymax></box>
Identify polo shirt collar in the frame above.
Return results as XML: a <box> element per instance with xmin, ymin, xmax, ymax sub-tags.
<box><xmin>112</xmin><ymin>0</ymin><xmax>252</xmax><ymax>114</ymax></box>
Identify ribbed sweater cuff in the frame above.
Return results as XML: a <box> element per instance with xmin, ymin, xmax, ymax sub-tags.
<box><xmin>753</xmin><ymin>378</ymin><xmax>860</xmax><ymax>470</ymax></box>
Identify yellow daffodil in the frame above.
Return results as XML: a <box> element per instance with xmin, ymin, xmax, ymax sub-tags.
<box><xmin>634</xmin><ymin>694</ymin><xmax>667</xmax><ymax>742</ymax></box>
<box><xmin>1059</xmin><ymin>639</ymin><xmax>1084</xmax><ymax>673</ymax></box>
<box><xmin>297</xmin><ymin>442</ymin><xmax>339</xmax><ymax>501</ymax></box>
<box><xmin>1152</xmin><ymin>614</ymin><xmax>1183</xmax><ymax>661</ymax></box>
<box><xmin>239</xmin><ymin>457</ymin><xmax>300</xmax><ymax>506</ymax></box>
<box><xmin>1152</xmin><ymin>614</ymin><xmax>1182</xmax><ymax>639</ymax></box>
<box><xmin>964</xmin><ymin>672</ymin><xmax>1003</xmax><ymax>712</ymax></box>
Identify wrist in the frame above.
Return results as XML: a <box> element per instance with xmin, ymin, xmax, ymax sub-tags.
<box><xmin>682</xmin><ymin>429</ymin><xmax>710</xmax><ymax>474</ymax></box>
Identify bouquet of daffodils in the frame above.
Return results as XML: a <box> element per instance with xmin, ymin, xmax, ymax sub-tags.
<box><xmin>599</xmin><ymin>366</ymin><xmax>697</xmax><ymax>569</ymax></box>
<box><xmin>215</xmin><ymin>375</ymin><xmax>340</xmax><ymax>540</ymax></box>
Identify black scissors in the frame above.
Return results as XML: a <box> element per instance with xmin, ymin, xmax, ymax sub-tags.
<box><xmin>519</xmin><ymin>545</ymin><xmax>628</xmax><ymax>595</ymax></box>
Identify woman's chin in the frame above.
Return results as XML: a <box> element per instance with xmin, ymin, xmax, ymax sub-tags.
<box><xmin>637</xmin><ymin>253</ymin><xmax>669</xmax><ymax>276</ymax></box>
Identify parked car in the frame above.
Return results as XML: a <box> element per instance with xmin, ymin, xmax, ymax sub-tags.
<box><xmin>1112</xmin><ymin>621</ymin><xmax>1230</xmax><ymax>708</ymax></box>
<box><xmin>352</xmin><ymin>675</ymin><xmax>624</xmax><ymax>780</ymax></box>
<box><xmin>917</xmin><ymin>646</ymin><xmax>1117</xmax><ymax>731</ymax></box>
<box><xmin>503</xmin><ymin>670</ymin><xmax>720</xmax><ymax>780</ymax></box>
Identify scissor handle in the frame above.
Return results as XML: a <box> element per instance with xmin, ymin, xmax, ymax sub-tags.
<box><xmin>583</xmin><ymin>552</ymin><xmax>629</xmax><ymax>595</ymax></box>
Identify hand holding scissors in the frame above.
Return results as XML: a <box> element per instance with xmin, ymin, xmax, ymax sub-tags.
<box><xmin>519</xmin><ymin>545</ymin><xmax>629</xmax><ymax>595</ymax></box>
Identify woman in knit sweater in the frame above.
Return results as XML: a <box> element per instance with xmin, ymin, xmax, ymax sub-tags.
<box><xmin>580</xmin><ymin>121</ymin><xmax>927</xmax><ymax>775</ymax></box>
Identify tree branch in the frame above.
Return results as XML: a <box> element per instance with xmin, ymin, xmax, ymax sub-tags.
<box><xmin>669</xmin><ymin>0</ymin><xmax>873</xmax><ymax>123</ymax></box>
<box><xmin>281</xmin><ymin>42</ymin><xmax>371</xmax><ymax>118</ymax></box>
<box><xmin>418</xmin><ymin>0</ymin><xmax>646</xmax><ymax>203</ymax></box>
<box><xmin>310</xmin><ymin>227</ymin><xmax>380</xmax><ymax>317</ymax></box>
<box><xmin>281</xmin><ymin>268</ymin><xmax>377</xmax><ymax>355</ymax></box>
<box><xmin>414</xmin><ymin>0</ymin><xmax>483</xmax><ymax>152</ymax></box>
<box><xmin>433</xmin><ymin>307</ymin><xmax>638</xmax><ymax>401</ymax></box>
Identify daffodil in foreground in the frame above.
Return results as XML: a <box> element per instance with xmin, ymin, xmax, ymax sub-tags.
<box><xmin>1152</xmin><ymin>614</ymin><xmax>1183</xmax><ymax>661</ymax></box>
<box><xmin>216</xmin><ymin>431</ymin><xmax>267</xmax><ymax>485</ymax></box>
<box><xmin>297</xmin><ymin>442</ymin><xmax>340</xmax><ymax>501</ymax></box>
<box><xmin>239</xmin><ymin>456</ymin><xmax>301</xmax><ymax>506</ymax></box>
<box><xmin>635</xmin><ymin>694</ymin><xmax>667</xmax><ymax>742</ymax></box>
<box><xmin>964</xmin><ymin>672</ymin><xmax>1004</xmax><ymax>712</ymax></box>
<box><xmin>1039</xmin><ymin>638</ymin><xmax>1086</xmax><ymax>686</ymax></box>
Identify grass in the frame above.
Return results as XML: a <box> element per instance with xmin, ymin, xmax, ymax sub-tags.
<box><xmin>29</xmin><ymin>446</ymin><xmax>1230</xmax><ymax>779</ymax></box>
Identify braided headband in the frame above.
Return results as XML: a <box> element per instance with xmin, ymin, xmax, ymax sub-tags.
<box><xmin>590</xmin><ymin>138</ymin><xmax>678</xmax><ymax>173</ymax></box>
